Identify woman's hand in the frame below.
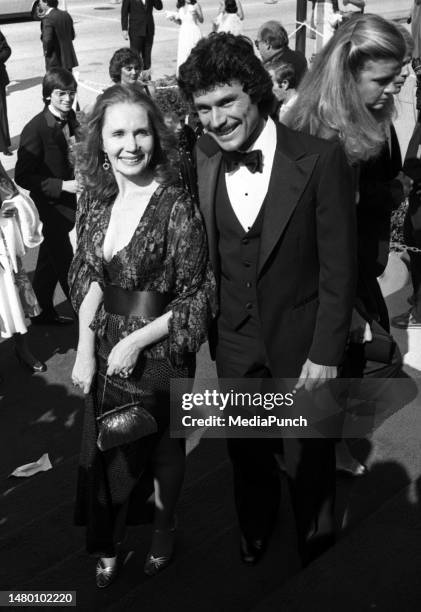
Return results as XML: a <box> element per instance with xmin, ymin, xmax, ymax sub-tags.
<box><xmin>0</xmin><ymin>204</ymin><xmax>17</xmax><ymax>218</ymax></box>
<box><xmin>72</xmin><ymin>351</ymin><xmax>97</xmax><ymax>394</ymax></box>
<box><xmin>106</xmin><ymin>335</ymin><xmax>142</xmax><ymax>378</ymax></box>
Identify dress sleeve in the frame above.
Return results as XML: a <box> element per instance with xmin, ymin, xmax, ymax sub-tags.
<box><xmin>165</xmin><ymin>191</ymin><xmax>217</xmax><ymax>364</ymax></box>
<box><xmin>68</xmin><ymin>194</ymin><xmax>105</xmax><ymax>313</ymax></box>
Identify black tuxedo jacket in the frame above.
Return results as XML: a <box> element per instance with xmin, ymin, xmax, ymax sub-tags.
<box><xmin>15</xmin><ymin>108</ymin><xmax>78</xmax><ymax>226</ymax></box>
<box><xmin>121</xmin><ymin>0</ymin><xmax>163</xmax><ymax>38</ymax></box>
<box><xmin>196</xmin><ymin>122</ymin><xmax>357</xmax><ymax>377</ymax></box>
<box><xmin>42</xmin><ymin>8</ymin><xmax>78</xmax><ymax>70</ymax></box>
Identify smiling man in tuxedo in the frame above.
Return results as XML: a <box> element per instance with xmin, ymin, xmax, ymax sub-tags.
<box><xmin>178</xmin><ymin>33</ymin><xmax>357</xmax><ymax>565</ymax></box>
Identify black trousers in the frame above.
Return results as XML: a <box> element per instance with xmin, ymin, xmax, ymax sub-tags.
<box><xmin>129</xmin><ymin>31</ymin><xmax>153</xmax><ymax>70</ymax></box>
<box><xmin>0</xmin><ymin>84</ymin><xmax>10</xmax><ymax>151</ymax></box>
<box><xmin>216</xmin><ymin>315</ymin><xmax>336</xmax><ymax>564</ymax></box>
<box><xmin>32</xmin><ymin>211</ymin><xmax>74</xmax><ymax>315</ymax></box>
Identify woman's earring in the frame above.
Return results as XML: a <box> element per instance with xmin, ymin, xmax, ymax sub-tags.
<box><xmin>102</xmin><ymin>153</ymin><xmax>110</xmax><ymax>171</ymax></box>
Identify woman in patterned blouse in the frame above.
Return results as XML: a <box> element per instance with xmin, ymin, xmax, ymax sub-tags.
<box><xmin>69</xmin><ymin>84</ymin><xmax>216</xmax><ymax>588</ymax></box>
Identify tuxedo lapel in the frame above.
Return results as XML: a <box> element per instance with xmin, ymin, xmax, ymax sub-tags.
<box><xmin>44</xmin><ymin>108</ymin><xmax>68</xmax><ymax>155</ymax></box>
<box><xmin>196</xmin><ymin>137</ymin><xmax>222</xmax><ymax>275</ymax></box>
<box><xmin>258</xmin><ymin>146</ymin><xmax>318</xmax><ymax>276</ymax></box>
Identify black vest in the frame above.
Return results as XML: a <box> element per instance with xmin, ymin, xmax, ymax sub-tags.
<box><xmin>215</xmin><ymin>169</ymin><xmax>265</xmax><ymax>330</ymax></box>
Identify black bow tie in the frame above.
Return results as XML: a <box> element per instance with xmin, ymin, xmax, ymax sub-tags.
<box><xmin>55</xmin><ymin>117</ymin><xmax>68</xmax><ymax>127</ymax></box>
<box><xmin>223</xmin><ymin>149</ymin><xmax>263</xmax><ymax>174</ymax></box>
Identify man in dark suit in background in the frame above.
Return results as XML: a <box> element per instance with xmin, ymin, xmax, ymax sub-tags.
<box><xmin>15</xmin><ymin>69</ymin><xmax>78</xmax><ymax>326</ymax></box>
<box><xmin>178</xmin><ymin>34</ymin><xmax>356</xmax><ymax>566</ymax></box>
<box><xmin>256</xmin><ymin>20</ymin><xmax>307</xmax><ymax>86</ymax></box>
<box><xmin>40</xmin><ymin>0</ymin><xmax>78</xmax><ymax>72</ymax></box>
<box><xmin>121</xmin><ymin>0</ymin><xmax>163</xmax><ymax>78</ymax></box>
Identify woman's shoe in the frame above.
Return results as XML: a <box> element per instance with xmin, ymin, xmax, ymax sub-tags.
<box><xmin>96</xmin><ymin>558</ymin><xmax>118</xmax><ymax>589</ymax></box>
<box><xmin>336</xmin><ymin>440</ymin><xmax>367</xmax><ymax>478</ymax></box>
<box><xmin>144</xmin><ymin>525</ymin><xmax>176</xmax><ymax>577</ymax></box>
<box><xmin>15</xmin><ymin>349</ymin><xmax>47</xmax><ymax>373</ymax></box>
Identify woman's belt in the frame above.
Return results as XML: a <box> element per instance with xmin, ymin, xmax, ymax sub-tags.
<box><xmin>103</xmin><ymin>286</ymin><xmax>172</xmax><ymax>318</ymax></box>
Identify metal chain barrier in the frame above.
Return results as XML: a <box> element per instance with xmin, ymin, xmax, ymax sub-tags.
<box><xmin>288</xmin><ymin>20</ymin><xmax>324</xmax><ymax>40</ymax></box>
<box><xmin>390</xmin><ymin>242</ymin><xmax>421</xmax><ymax>254</ymax></box>
<box><xmin>73</xmin><ymin>73</ymin><xmax>178</xmax><ymax>96</ymax></box>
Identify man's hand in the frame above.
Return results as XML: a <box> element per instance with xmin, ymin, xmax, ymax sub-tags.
<box><xmin>349</xmin><ymin>308</ymin><xmax>372</xmax><ymax>344</ymax></box>
<box><xmin>295</xmin><ymin>359</ymin><xmax>337</xmax><ymax>392</ymax></box>
<box><xmin>122</xmin><ymin>30</ymin><xmax>129</xmax><ymax>41</ymax></box>
<box><xmin>62</xmin><ymin>179</ymin><xmax>78</xmax><ymax>194</ymax></box>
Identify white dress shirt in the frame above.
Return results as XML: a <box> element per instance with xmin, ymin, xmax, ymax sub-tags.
<box><xmin>225</xmin><ymin>117</ymin><xmax>277</xmax><ymax>231</ymax></box>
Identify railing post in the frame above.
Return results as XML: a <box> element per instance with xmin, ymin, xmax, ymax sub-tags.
<box><xmin>296</xmin><ymin>0</ymin><xmax>308</xmax><ymax>54</ymax></box>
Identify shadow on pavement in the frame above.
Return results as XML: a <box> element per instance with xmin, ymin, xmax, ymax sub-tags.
<box><xmin>7</xmin><ymin>76</ymin><xmax>43</xmax><ymax>95</ymax></box>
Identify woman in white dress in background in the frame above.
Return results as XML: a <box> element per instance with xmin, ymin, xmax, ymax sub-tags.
<box><xmin>213</xmin><ymin>0</ymin><xmax>244</xmax><ymax>36</ymax></box>
<box><xmin>167</xmin><ymin>0</ymin><xmax>203</xmax><ymax>73</ymax></box>
<box><xmin>0</xmin><ymin>163</ymin><xmax>46</xmax><ymax>373</ymax></box>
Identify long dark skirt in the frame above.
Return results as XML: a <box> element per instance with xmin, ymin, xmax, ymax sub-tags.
<box><xmin>74</xmin><ymin>315</ymin><xmax>194</xmax><ymax>556</ymax></box>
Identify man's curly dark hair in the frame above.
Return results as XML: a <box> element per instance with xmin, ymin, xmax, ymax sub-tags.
<box><xmin>177</xmin><ymin>33</ymin><xmax>275</xmax><ymax>116</ymax></box>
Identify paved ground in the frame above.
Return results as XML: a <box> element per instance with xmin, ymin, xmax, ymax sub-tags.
<box><xmin>1</xmin><ymin>3</ymin><xmax>421</xmax><ymax>610</ymax></box>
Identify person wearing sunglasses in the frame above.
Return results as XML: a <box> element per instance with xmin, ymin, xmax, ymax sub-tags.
<box><xmin>15</xmin><ymin>68</ymin><xmax>79</xmax><ymax>326</ymax></box>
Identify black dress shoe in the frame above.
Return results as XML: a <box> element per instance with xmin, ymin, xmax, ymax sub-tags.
<box><xmin>240</xmin><ymin>535</ymin><xmax>267</xmax><ymax>565</ymax></box>
<box><xmin>31</xmin><ymin>313</ymin><xmax>74</xmax><ymax>326</ymax></box>
<box><xmin>15</xmin><ymin>349</ymin><xmax>47</xmax><ymax>373</ymax></box>
<box><xmin>96</xmin><ymin>558</ymin><xmax>118</xmax><ymax>589</ymax></box>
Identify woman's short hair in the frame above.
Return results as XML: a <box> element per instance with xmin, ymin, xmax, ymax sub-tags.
<box><xmin>109</xmin><ymin>48</ymin><xmax>142</xmax><ymax>83</ymax></box>
<box><xmin>76</xmin><ymin>84</ymin><xmax>178</xmax><ymax>200</ymax></box>
<box><xmin>271</xmin><ymin>63</ymin><xmax>296</xmax><ymax>90</ymax></box>
<box><xmin>177</xmin><ymin>33</ymin><xmax>275</xmax><ymax>116</ymax></box>
<box><xmin>284</xmin><ymin>14</ymin><xmax>406</xmax><ymax>163</ymax></box>
<box><xmin>42</xmin><ymin>68</ymin><xmax>77</xmax><ymax>104</ymax></box>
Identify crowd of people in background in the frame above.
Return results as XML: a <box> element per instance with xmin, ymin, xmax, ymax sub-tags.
<box><xmin>1</xmin><ymin>0</ymin><xmax>421</xmax><ymax>597</ymax></box>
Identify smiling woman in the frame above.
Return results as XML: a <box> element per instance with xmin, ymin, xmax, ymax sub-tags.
<box><xmin>69</xmin><ymin>83</ymin><xmax>216</xmax><ymax>588</ymax></box>
<box><xmin>109</xmin><ymin>47</ymin><xmax>142</xmax><ymax>86</ymax></box>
